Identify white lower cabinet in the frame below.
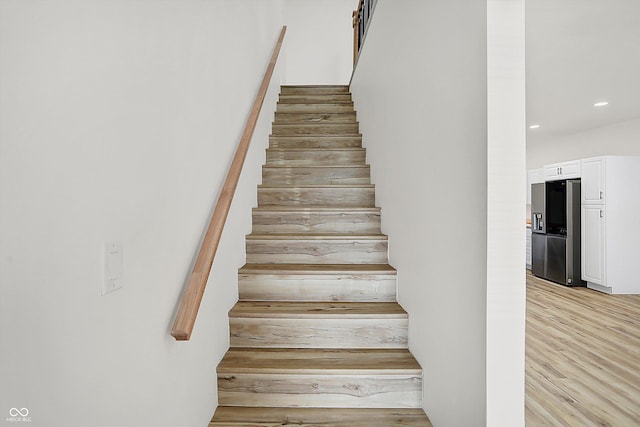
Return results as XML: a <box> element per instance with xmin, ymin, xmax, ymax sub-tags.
<box><xmin>581</xmin><ymin>205</ymin><xmax>605</xmax><ymax>286</ymax></box>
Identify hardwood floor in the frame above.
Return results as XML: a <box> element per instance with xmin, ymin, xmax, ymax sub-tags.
<box><xmin>526</xmin><ymin>272</ymin><xmax>640</xmax><ymax>426</ymax></box>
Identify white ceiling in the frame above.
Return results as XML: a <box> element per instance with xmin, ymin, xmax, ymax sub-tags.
<box><xmin>526</xmin><ymin>0</ymin><xmax>640</xmax><ymax>144</ymax></box>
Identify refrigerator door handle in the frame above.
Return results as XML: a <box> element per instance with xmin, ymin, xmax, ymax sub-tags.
<box><xmin>600</xmin><ymin>191</ymin><xmax>603</xmax><ymax>200</ymax></box>
<box><xmin>600</xmin><ymin>209</ymin><xmax>604</xmax><ymax>218</ymax></box>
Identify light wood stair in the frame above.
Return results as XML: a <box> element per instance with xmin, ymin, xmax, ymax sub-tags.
<box><xmin>269</xmin><ymin>135</ymin><xmax>363</xmax><ymax>149</ymax></box>
<box><xmin>274</xmin><ymin>111</ymin><xmax>358</xmax><ymax>123</ymax></box>
<box><xmin>245</xmin><ymin>233</ymin><xmax>388</xmax><ymax>264</ymax></box>
<box><xmin>258</xmin><ymin>184</ymin><xmax>375</xmax><ymax>207</ymax></box>
<box><xmin>275</xmin><ymin>103</ymin><xmax>356</xmax><ymax>113</ymax></box>
<box><xmin>238</xmin><ymin>263</ymin><xmax>397</xmax><ymax>302</ymax></box>
<box><xmin>262</xmin><ymin>165</ymin><xmax>372</xmax><ymax>185</ymax></box>
<box><xmin>251</xmin><ymin>207</ymin><xmax>381</xmax><ymax>233</ymax></box>
<box><xmin>228</xmin><ymin>302</ymin><xmax>408</xmax><ymax>348</ymax></box>
<box><xmin>211</xmin><ymin>407</ymin><xmax>430</xmax><ymax>426</ymax></box>
<box><xmin>210</xmin><ymin>85</ymin><xmax>432</xmax><ymax>426</ymax></box>
<box><xmin>265</xmin><ymin>147</ymin><xmax>366</xmax><ymax>165</ymax></box>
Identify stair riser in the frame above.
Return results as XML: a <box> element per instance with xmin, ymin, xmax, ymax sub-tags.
<box><xmin>269</xmin><ymin>136</ymin><xmax>362</xmax><ymax>149</ymax></box>
<box><xmin>217</xmin><ymin>374</ymin><xmax>422</xmax><ymax>408</ymax></box>
<box><xmin>246</xmin><ymin>239</ymin><xmax>388</xmax><ymax>264</ymax></box>
<box><xmin>258</xmin><ymin>188</ymin><xmax>375</xmax><ymax>207</ymax></box>
<box><xmin>230</xmin><ymin>318</ymin><xmax>408</xmax><ymax>348</ymax></box>
<box><xmin>276</xmin><ymin>103</ymin><xmax>354</xmax><ymax>113</ymax></box>
<box><xmin>266</xmin><ymin>149</ymin><xmax>365</xmax><ymax>166</ymax></box>
<box><xmin>238</xmin><ymin>274</ymin><xmax>397</xmax><ymax>302</ymax></box>
<box><xmin>262</xmin><ymin>166</ymin><xmax>370</xmax><ymax>185</ymax></box>
<box><xmin>274</xmin><ymin>112</ymin><xmax>357</xmax><ymax>124</ymax></box>
<box><xmin>280</xmin><ymin>86</ymin><xmax>350</xmax><ymax>95</ymax></box>
<box><xmin>279</xmin><ymin>94</ymin><xmax>353</xmax><ymax>103</ymax></box>
<box><xmin>271</xmin><ymin>124</ymin><xmax>360</xmax><ymax>136</ymax></box>
<box><xmin>252</xmin><ymin>210</ymin><xmax>380</xmax><ymax>234</ymax></box>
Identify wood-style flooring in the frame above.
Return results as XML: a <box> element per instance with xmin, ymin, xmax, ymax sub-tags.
<box><xmin>526</xmin><ymin>272</ymin><xmax>640</xmax><ymax>426</ymax></box>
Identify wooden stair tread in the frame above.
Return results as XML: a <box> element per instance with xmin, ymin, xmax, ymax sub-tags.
<box><xmin>271</xmin><ymin>124</ymin><xmax>359</xmax><ymax>132</ymax></box>
<box><xmin>275</xmin><ymin>104</ymin><xmax>356</xmax><ymax>113</ymax></box>
<box><xmin>275</xmin><ymin>111</ymin><xmax>355</xmax><ymax>115</ymax></box>
<box><xmin>217</xmin><ymin>348</ymin><xmax>421</xmax><ymax>374</ymax></box>
<box><xmin>238</xmin><ymin>263</ymin><xmax>397</xmax><ymax>302</ymax></box>
<box><xmin>281</xmin><ymin>85</ymin><xmax>350</xmax><ymax>89</ymax></box>
<box><xmin>270</xmin><ymin>135</ymin><xmax>362</xmax><ymax>139</ymax></box>
<box><xmin>279</xmin><ymin>93</ymin><xmax>351</xmax><ymax>97</ymax></box>
<box><xmin>266</xmin><ymin>147</ymin><xmax>365</xmax><ymax>152</ymax></box>
<box><xmin>239</xmin><ymin>263</ymin><xmax>396</xmax><ymax>274</ymax></box>
<box><xmin>268</xmin><ymin>136</ymin><xmax>363</xmax><ymax>149</ymax></box>
<box><xmin>280</xmin><ymin>88</ymin><xmax>351</xmax><ymax>96</ymax></box>
<box><xmin>274</xmin><ymin>112</ymin><xmax>357</xmax><ymax>122</ymax></box>
<box><xmin>262</xmin><ymin>164</ymin><xmax>369</xmax><ymax>169</ymax></box>
<box><xmin>265</xmin><ymin>149</ymin><xmax>366</xmax><ymax>166</ymax></box>
<box><xmin>246</xmin><ymin>233</ymin><xmax>387</xmax><ymax>240</ymax></box>
<box><xmin>271</xmin><ymin>123</ymin><xmax>359</xmax><ymax>127</ymax></box>
<box><xmin>258</xmin><ymin>184</ymin><xmax>374</xmax><ymax>188</ymax></box>
<box><xmin>252</xmin><ymin>206</ymin><xmax>379</xmax><ymax>212</ymax></box>
<box><xmin>270</xmin><ymin>133</ymin><xmax>361</xmax><ymax>137</ymax></box>
<box><xmin>261</xmin><ymin>166</ymin><xmax>372</xmax><ymax>184</ymax></box>
<box><xmin>210</xmin><ymin>407</ymin><xmax>432</xmax><ymax>426</ymax></box>
<box><xmin>267</xmin><ymin>134</ymin><xmax>360</xmax><ymax>139</ymax></box>
<box><xmin>278</xmin><ymin>99</ymin><xmax>354</xmax><ymax>103</ymax></box>
<box><xmin>282</xmin><ymin>84</ymin><xmax>349</xmax><ymax>86</ymax></box>
<box><xmin>229</xmin><ymin>301</ymin><xmax>407</xmax><ymax>318</ymax></box>
<box><xmin>271</xmin><ymin>123</ymin><xmax>359</xmax><ymax>129</ymax></box>
<box><xmin>279</xmin><ymin>96</ymin><xmax>352</xmax><ymax>101</ymax></box>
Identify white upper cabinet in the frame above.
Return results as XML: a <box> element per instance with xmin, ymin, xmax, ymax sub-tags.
<box><xmin>581</xmin><ymin>157</ymin><xmax>605</xmax><ymax>204</ymax></box>
<box><xmin>544</xmin><ymin>160</ymin><xmax>581</xmax><ymax>181</ymax></box>
<box><xmin>526</xmin><ymin>168</ymin><xmax>544</xmax><ymax>204</ymax></box>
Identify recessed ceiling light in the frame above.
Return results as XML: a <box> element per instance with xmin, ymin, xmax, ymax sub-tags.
<box><xmin>529</xmin><ymin>124</ymin><xmax>540</xmax><ymax>129</ymax></box>
<box><xmin>594</xmin><ymin>101</ymin><xmax>609</xmax><ymax>107</ymax></box>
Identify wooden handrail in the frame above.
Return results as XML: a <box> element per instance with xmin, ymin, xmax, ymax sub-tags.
<box><xmin>171</xmin><ymin>26</ymin><xmax>287</xmax><ymax>341</ymax></box>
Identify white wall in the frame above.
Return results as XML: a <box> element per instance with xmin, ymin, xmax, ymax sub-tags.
<box><xmin>282</xmin><ymin>0</ymin><xmax>357</xmax><ymax>85</ymax></box>
<box><xmin>527</xmin><ymin>116</ymin><xmax>640</xmax><ymax>169</ymax></box>
<box><xmin>351</xmin><ymin>0</ymin><xmax>488</xmax><ymax>425</ymax></box>
<box><xmin>351</xmin><ymin>1</ymin><xmax>526</xmax><ymax>425</ymax></box>
<box><xmin>0</xmin><ymin>1</ymin><xmax>284</xmax><ymax>426</ymax></box>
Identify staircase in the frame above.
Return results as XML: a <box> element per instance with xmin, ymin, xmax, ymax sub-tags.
<box><xmin>210</xmin><ymin>86</ymin><xmax>432</xmax><ymax>426</ymax></box>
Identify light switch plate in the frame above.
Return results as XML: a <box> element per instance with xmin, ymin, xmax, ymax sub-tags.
<box><xmin>103</xmin><ymin>241</ymin><xmax>123</xmax><ymax>295</ymax></box>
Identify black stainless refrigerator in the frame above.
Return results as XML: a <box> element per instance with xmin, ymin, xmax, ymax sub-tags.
<box><xmin>531</xmin><ymin>180</ymin><xmax>585</xmax><ymax>286</ymax></box>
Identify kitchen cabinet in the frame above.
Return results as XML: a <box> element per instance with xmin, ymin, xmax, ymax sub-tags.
<box><xmin>581</xmin><ymin>157</ymin><xmax>605</xmax><ymax>204</ymax></box>
<box><xmin>580</xmin><ymin>156</ymin><xmax>640</xmax><ymax>294</ymax></box>
<box><xmin>544</xmin><ymin>160</ymin><xmax>581</xmax><ymax>181</ymax></box>
<box><xmin>581</xmin><ymin>205</ymin><xmax>605</xmax><ymax>285</ymax></box>
<box><xmin>526</xmin><ymin>168</ymin><xmax>543</xmax><ymax>204</ymax></box>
